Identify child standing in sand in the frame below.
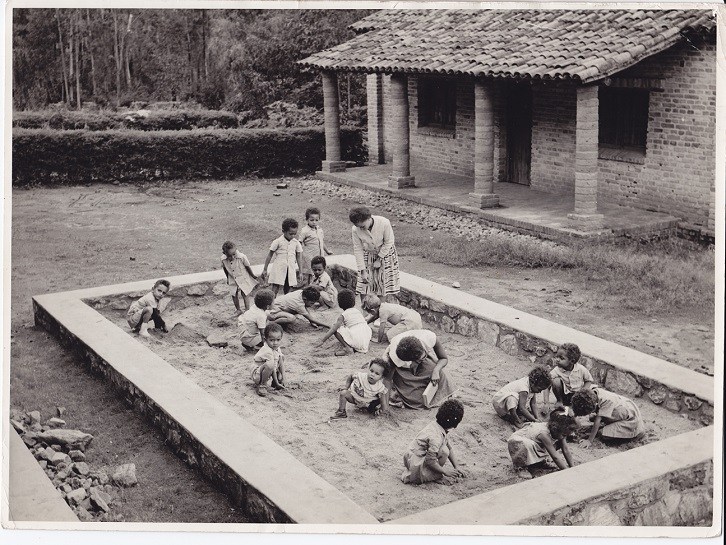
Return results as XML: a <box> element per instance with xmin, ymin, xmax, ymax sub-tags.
<box><xmin>309</xmin><ymin>256</ymin><xmax>338</xmax><ymax>308</ymax></box>
<box><xmin>362</xmin><ymin>294</ymin><xmax>422</xmax><ymax>344</ymax></box>
<box><xmin>331</xmin><ymin>358</ymin><xmax>390</xmax><ymax>419</ymax></box>
<box><xmin>317</xmin><ymin>289</ymin><xmax>372</xmax><ymax>356</ymax></box>
<box><xmin>252</xmin><ymin>323</ymin><xmax>286</xmax><ymax>397</ymax></box>
<box><xmin>221</xmin><ymin>241</ymin><xmax>258</xmax><ymax>314</ymax></box>
<box><xmin>299</xmin><ymin>207</ymin><xmax>332</xmax><ymax>286</ymax></box>
<box><xmin>571</xmin><ymin>387</ymin><xmax>645</xmax><ymax>447</ymax></box>
<box><xmin>126</xmin><ymin>279</ymin><xmax>170</xmax><ymax>338</ymax></box>
<box><xmin>268</xmin><ymin>286</ymin><xmax>328</xmax><ymax>329</ymax></box>
<box><xmin>262</xmin><ymin>218</ymin><xmax>303</xmax><ymax>296</ymax></box>
<box><xmin>238</xmin><ymin>289</ymin><xmax>275</xmax><ymax>350</ymax></box>
<box><xmin>401</xmin><ymin>399</ymin><xmax>466</xmax><ymax>485</ymax></box>
<box><xmin>507</xmin><ymin>411</ymin><xmax>578</xmax><ymax>473</ymax></box>
<box><xmin>492</xmin><ymin>367</ymin><xmax>552</xmax><ymax>428</ymax></box>
<box><xmin>548</xmin><ymin>343</ymin><xmax>594</xmax><ymax>408</ymax></box>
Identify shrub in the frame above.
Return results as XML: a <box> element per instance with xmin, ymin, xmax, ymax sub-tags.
<box><xmin>12</xmin><ymin>127</ymin><xmax>366</xmax><ymax>185</ymax></box>
<box><xmin>13</xmin><ymin>109</ymin><xmax>240</xmax><ymax>131</ymax></box>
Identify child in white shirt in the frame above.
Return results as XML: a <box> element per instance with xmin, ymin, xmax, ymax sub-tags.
<box><xmin>238</xmin><ymin>289</ymin><xmax>274</xmax><ymax>350</ymax></box>
<box><xmin>331</xmin><ymin>358</ymin><xmax>390</xmax><ymax>419</ymax></box>
<box><xmin>317</xmin><ymin>289</ymin><xmax>372</xmax><ymax>356</ymax></box>
<box><xmin>126</xmin><ymin>279</ymin><xmax>170</xmax><ymax>338</ymax></box>
<box><xmin>252</xmin><ymin>323</ymin><xmax>286</xmax><ymax>397</ymax></box>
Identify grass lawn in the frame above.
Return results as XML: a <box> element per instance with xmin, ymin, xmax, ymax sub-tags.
<box><xmin>9</xmin><ymin>176</ymin><xmax>715</xmax><ymax>522</ymax></box>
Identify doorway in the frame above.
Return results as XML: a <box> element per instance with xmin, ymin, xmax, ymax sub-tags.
<box><xmin>505</xmin><ymin>84</ymin><xmax>533</xmax><ymax>185</ymax></box>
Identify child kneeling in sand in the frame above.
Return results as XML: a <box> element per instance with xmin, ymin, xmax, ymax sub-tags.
<box><xmin>549</xmin><ymin>343</ymin><xmax>594</xmax><ymax>408</ymax></box>
<box><xmin>268</xmin><ymin>286</ymin><xmax>328</xmax><ymax>329</ymax></box>
<box><xmin>492</xmin><ymin>366</ymin><xmax>551</xmax><ymax>428</ymax></box>
<box><xmin>331</xmin><ymin>358</ymin><xmax>390</xmax><ymax>419</ymax></box>
<box><xmin>238</xmin><ymin>289</ymin><xmax>274</xmax><ymax>350</ymax></box>
<box><xmin>571</xmin><ymin>387</ymin><xmax>645</xmax><ymax>448</ymax></box>
<box><xmin>317</xmin><ymin>289</ymin><xmax>372</xmax><ymax>356</ymax></box>
<box><xmin>309</xmin><ymin>256</ymin><xmax>338</xmax><ymax>308</ymax></box>
<box><xmin>126</xmin><ymin>279</ymin><xmax>170</xmax><ymax>338</ymax></box>
<box><xmin>362</xmin><ymin>294</ymin><xmax>422</xmax><ymax>344</ymax></box>
<box><xmin>401</xmin><ymin>399</ymin><xmax>466</xmax><ymax>485</ymax></box>
<box><xmin>252</xmin><ymin>323</ymin><xmax>286</xmax><ymax>397</ymax></box>
<box><xmin>507</xmin><ymin>411</ymin><xmax>578</xmax><ymax>474</ymax></box>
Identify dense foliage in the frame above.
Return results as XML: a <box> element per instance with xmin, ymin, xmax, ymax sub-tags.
<box><xmin>13</xmin><ymin>8</ymin><xmax>373</xmax><ymax>115</ymax></box>
<box><xmin>12</xmin><ymin>127</ymin><xmax>366</xmax><ymax>185</ymax></box>
<box><xmin>13</xmin><ymin>109</ymin><xmax>241</xmax><ymax>130</ymax></box>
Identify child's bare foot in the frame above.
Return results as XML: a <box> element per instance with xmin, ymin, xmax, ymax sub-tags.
<box><xmin>515</xmin><ymin>468</ymin><xmax>533</xmax><ymax>480</ymax></box>
<box><xmin>139</xmin><ymin>329</ymin><xmax>151</xmax><ymax>338</ymax></box>
<box><xmin>273</xmin><ymin>383</ymin><xmax>286</xmax><ymax>390</ymax></box>
<box><xmin>331</xmin><ymin>409</ymin><xmax>347</xmax><ymax>419</ymax></box>
<box><xmin>256</xmin><ymin>384</ymin><xmax>268</xmax><ymax>397</ymax></box>
<box><xmin>335</xmin><ymin>347</ymin><xmax>354</xmax><ymax>356</ymax></box>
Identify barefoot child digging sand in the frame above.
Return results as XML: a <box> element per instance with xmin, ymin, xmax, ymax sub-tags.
<box><xmin>221</xmin><ymin>241</ymin><xmax>259</xmax><ymax>314</ymax></box>
<box><xmin>252</xmin><ymin>323</ymin><xmax>286</xmax><ymax>397</ymax></box>
<box><xmin>238</xmin><ymin>289</ymin><xmax>274</xmax><ymax>350</ymax></box>
<box><xmin>331</xmin><ymin>358</ymin><xmax>390</xmax><ymax>419</ymax></box>
<box><xmin>492</xmin><ymin>366</ymin><xmax>552</xmax><ymax>428</ymax></box>
<box><xmin>261</xmin><ymin>218</ymin><xmax>303</xmax><ymax>296</ymax></box>
<box><xmin>571</xmin><ymin>387</ymin><xmax>646</xmax><ymax>447</ymax></box>
<box><xmin>507</xmin><ymin>411</ymin><xmax>579</xmax><ymax>474</ymax></box>
<box><xmin>317</xmin><ymin>289</ymin><xmax>372</xmax><ymax>356</ymax></box>
<box><xmin>126</xmin><ymin>279</ymin><xmax>170</xmax><ymax>338</ymax></box>
<box><xmin>401</xmin><ymin>399</ymin><xmax>466</xmax><ymax>485</ymax></box>
<box><xmin>362</xmin><ymin>294</ymin><xmax>422</xmax><ymax>344</ymax></box>
<box><xmin>268</xmin><ymin>287</ymin><xmax>328</xmax><ymax>329</ymax></box>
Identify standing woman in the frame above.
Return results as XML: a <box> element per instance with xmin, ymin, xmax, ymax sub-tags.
<box><xmin>349</xmin><ymin>207</ymin><xmax>400</xmax><ymax>304</ymax></box>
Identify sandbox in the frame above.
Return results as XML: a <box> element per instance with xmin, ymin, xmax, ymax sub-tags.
<box><xmin>32</xmin><ymin>255</ymin><xmax>716</xmax><ymax>531</ymax></box>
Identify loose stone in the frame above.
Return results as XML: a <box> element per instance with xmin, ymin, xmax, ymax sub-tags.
<box><xmin>112</xmin><ymin>463</ymin><xmax>138</xmax><ymax>487</ymax></box>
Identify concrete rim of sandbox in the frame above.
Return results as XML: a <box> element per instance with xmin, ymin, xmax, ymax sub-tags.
<box><xmin>26</xmin><ymin>255</ymin><xmax>719</xmax><ymax>534</ymax></box>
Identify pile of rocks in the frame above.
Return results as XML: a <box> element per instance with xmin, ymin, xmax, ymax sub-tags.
<box><xmin>298</xmin><ymin>177</ymin><xmax>556</xmax><ymax>246</ymax></box>
<box><xmin>10</xmin><ymin>408</ymin><xmax>138</xmax><ymax>522</ymax></box>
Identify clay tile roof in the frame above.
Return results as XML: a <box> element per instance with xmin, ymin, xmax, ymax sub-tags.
<box><xmin>299</xmin><ymin>9</ymin><xmax>715</xmax><ymax>83</ymax></box>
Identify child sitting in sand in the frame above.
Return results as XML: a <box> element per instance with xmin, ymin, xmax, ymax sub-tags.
<box><xmin>309</xmin><ymin>256</ymin><xmax>338</xmax><ymax>308</ymax></box>
<box><xmin>238</xmin><ymin>289</ymin><xmax>275</xmax><ymax>350</ymax></box>
<box><xmin>401</xmin><ymin>399</ymin><xmax>466</xmax><ymax>485</ymax></box>
<box><xmin>507</xmin><ymin>411</ymin><xmax>578</xmax><ymax>474</ymax></box>
<box><xmin>261</xmin><ymin>218</ymin><xmax>303</xmax><ymax>296</ymax></box>
<box><xmin>492</xmin><ymin>366</ymin><xmax>552</xmax><ymax>428</ymax></box>
<box><xmin>252</xmin><ymin>323</ymin><xmax>286</xmax><ymax>397</ymax></box>
<box><xmin>317</xmin><ymin>289</ymin><xmax>372</xmax><ymax>356</ymax></box>
<box><xmin>571</xmin><ymin>387</ymin><xmax>646</xmax><ymax>447</ymax></box>
<box><xmin>548</xmin><ymin>343</ymin><xmax>594</xmax><ymax>408</ymax></box>
<box><xmin>331</xmin><ymin>358</ymin><xmax>390</xmax><ymax>419</ymax></box>
<box><xmin>362</xmin><ymin>294</ymin><xmax>422</xmax><ymax>344</ymax></box>
<box><xmin>126</xmin><ymin>279</ymin><xmax>170</xmax><ymax>338</ymax></box>
<box><xmin>268</xmin><ymin>286</ymin><xmax>328</xmax><ymax>329</ymax></box>
<box><xmin>299</xmin><ymin>207</ymin><xmax>332</xmax><ymax>286</ymax></box>
<box><xmin>221</xmin><ymin>240</ymin><xmax>259</xmax><ymax>314</ymax></box>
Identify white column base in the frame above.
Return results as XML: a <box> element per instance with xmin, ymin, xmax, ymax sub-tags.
<box><xmin>388</xmin><ymin>176</ymin><xmax>415</xmax><ymax>188</ymax></box>
<box><xmin>567</xmin><ymin>212</ymin><xmax>605</xmax><ymax>228</ymax></box>
<box><xmin>469</xmin><ymin>192</ymin><xmax>500</xmax><ymax>209</ymax></box>
<box><xmin>320</xmin><ymin>161</ymin><xmax>347</xmax><ymax>173</ymax></box>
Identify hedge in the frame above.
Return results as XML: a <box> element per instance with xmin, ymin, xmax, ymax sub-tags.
<box><xmin>13</xmin><ymin>109</ymin><xmax>240</xmax><ymax>131</ymax></box>
<box><xmin>12</xmin><ymin>127</ymin><xmax>366</xmax><ymax>186</ymax></box>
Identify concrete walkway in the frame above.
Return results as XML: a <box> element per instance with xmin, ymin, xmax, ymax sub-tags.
<box><xmin>317</xmin><ymin>164</ymin><xmax>679</xmax><ymax>240</ymax></box>
<box><xmin>7</xmin><ymin>428</ymin><xmax>78</xmax><ymax>523</ymax></box>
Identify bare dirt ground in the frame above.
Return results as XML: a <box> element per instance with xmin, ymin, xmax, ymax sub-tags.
<box><xmin>96</xmin><ymin>293</ymin><xmax>700</xmax><ymax>522</ymax></box>
<box><xmin>9</xmin><ymin>177</ymin><xmax>714</xmax><ymax>522</ymax></box>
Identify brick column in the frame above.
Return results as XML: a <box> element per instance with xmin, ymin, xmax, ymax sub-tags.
<box><xmin>367</xmin><ymin>74</ymin><xmax>385</xmax><ymax>165</ymax></box>
<box><xmin>567</xmin><ymin>85</ymin><xmax>604</xmax><ymax>226</ymax></box>
<box><xmin>388</xmin><ymin>73</ymin><xmax>415</xmax><ymax>188</ymax></box>
<box><xmin>320</xmin><ymin>71</ymin><xmax>346</xmax><ymax>173</ymax></box>
<box><xmin>470</xmin><ymin>80</ymin><xmax>500</xmax><ymax>208</ymax></box>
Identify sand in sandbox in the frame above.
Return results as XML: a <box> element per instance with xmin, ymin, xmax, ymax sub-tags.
<box><xmin>96</xmin><ymin>290</ymin><xmax>701</xmax><ymax>522</ymax></box>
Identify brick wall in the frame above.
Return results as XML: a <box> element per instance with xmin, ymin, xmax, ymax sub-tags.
<box><xmin>597</xmin><ymin>39</ymin><xmax>716</xmax><ymax>233</ymax></box>
<box><xmin>531</xmin><ymin>85</ymin><xmax>577</xmax><ymax>194</ymax></box>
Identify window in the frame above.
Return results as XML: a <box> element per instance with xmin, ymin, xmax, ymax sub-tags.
<box><xmin>418</xmin><ymin>78</ymin><xmax>457</xmax><ymax>130</ymax></box>
<box><xmin>599</xmin><ymin>87</ymin><xmax>649</xmax><ymax>153</ymax></box>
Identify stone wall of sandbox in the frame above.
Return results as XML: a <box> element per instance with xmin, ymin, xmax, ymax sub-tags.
<box><xmin>330</xmin><ymin>265</ymin><xmax>713</xmax><ymax>425</ymax></box>
<box><xmin>522</xmin><ymin>461</ymin><xmax>714</xmax><ymax>526</ymax></box>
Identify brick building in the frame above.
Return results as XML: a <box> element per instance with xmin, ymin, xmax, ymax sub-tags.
<box><xmin>301</xmin><ymin>9</ymin><xmax>717</xmax><ymax>237</ymax></box>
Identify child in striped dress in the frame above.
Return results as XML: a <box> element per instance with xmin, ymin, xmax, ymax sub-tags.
<box><xmin>571</xmin><ymin>387</ymin><xmax>646</xmax><ymax>447</ymax></box>
<box><xmin>221</xmin><ymin>241</ymin><xmax>259</xmax><ymax>314</ymax></box>
<box><xmin>262</xmin><ymin>218</ymin><xmax>303</xmax><ymax>296</ymax></box>
<box><xmin>298</xmin><ymin>207</ymin><xmax>332</xmax><ymax>286</ymax></box>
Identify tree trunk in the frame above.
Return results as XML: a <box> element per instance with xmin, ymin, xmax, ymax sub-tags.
<box><xmin>86</xmin><ymin>9</ymin><xmax>97</xmax><ymax>97</ymax></box>
<box><xmin>202</xmin><ymin>10</ymin><xmax>208</xmax><ymax>80</ymax></box>
<box><xmin>124</xmin><ymin>14</ymin><xmax>133</xmax><ymax>88</ymax></box>
<box><xmin>56</xmin><ymin>9</ymin><xmax>70</xmax><ymax>105</ymax></box>
<box><xmin>68</xmin><ymin>13</ymin><xmax>75</xmax><ymax>106</ymax></box>
<box><xmin>113</xmin><ymin>11</ymin><xmax>122</xmax><ymax>106</ymax></box>
<box><xmin>347</xmin><ymin>73</ymin><xmax>351</xmax><ymax>116</ymax></box>
<box><xmin>74</xmin><ymin>11</ymin><xmax>82</xmax><ymax>109</ymax></box>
